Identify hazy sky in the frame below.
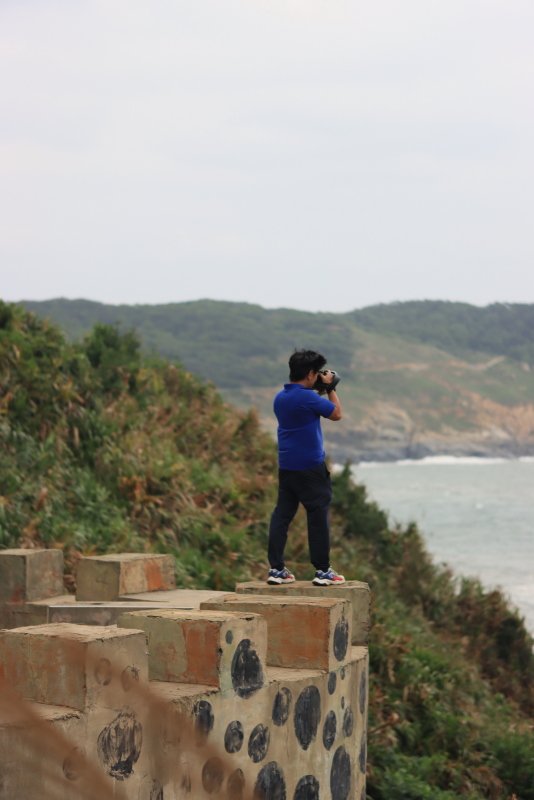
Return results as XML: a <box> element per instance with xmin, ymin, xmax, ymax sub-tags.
<box><xmin>1</xmin><ymin>0</ymin><xmax>533</xmax><ymax>312</ymax></box>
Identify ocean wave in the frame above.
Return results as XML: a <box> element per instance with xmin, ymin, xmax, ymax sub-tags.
<box><xmin>356</xmin><ymin>455</ymin><xmax>514</xmax><ymax>468</ymax></box>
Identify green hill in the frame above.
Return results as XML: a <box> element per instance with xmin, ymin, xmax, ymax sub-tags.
<box><xmin>2</xmin><ymin>300</ymin><xmax>534</xmax><ymax>799</ymax></box>
<box><xmin>20</xmin><ymin>298</ymin><xmax>534</xmax><ymax>461</ymax></box>
<box><xmin>351</xmin><ymin>300</ymin><xmax>534</xmax><ymax>365</ymax></box>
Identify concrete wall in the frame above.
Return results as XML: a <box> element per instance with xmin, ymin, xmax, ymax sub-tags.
<box><xmin>0</xmin><ymin>550</ymin><xmax>369</xmax><ymax>800</ymax></box>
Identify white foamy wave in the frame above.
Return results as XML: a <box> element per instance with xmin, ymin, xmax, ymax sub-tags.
<box><xmin>509</xmin><ymin>583</ymin><xmax>534</xmax><ymax>601</ymax></box>
<box><xmin>357</xmin><ymin>455</ymin><xmax>510</xmax><ymax>468</ymax></box>
<box><xmin>519</xmin><ymin>456</ymin><xmax>534</xmax><ymax>463</ymax></box>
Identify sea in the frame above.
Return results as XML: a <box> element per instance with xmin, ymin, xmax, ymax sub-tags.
<box><xmin>348</xmin><ymin>457</ymin><xmax>534</xmax><ymax>636</ymax></box>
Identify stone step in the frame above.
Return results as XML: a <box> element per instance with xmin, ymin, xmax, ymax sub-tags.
<box><xmin>76</xmin><ymin>553</ymin><xmax>176</xmax><ymax>601</ymax></box>
<box><xmin>118</xmin><ymin>609</ymin><xmax>268</xmax><ymax>695</ymax></box>
<box><xmin>0</xmin><ymin>622</ymin><xmax>148</xmax><ymax>711</ymax></box>
<box><xmin>0</xmin><ymin>548</ymin><xmax>64</xmax><ymax>605</ymax></box>
<box><xmin>119</xmin><ymin>588</ymin><xmax>228</xmax><ymax>605</ymax></box>
<box><xmin>200</xmin><ymin>594</ymin><xmax>352</xmax><ymax>671</ymax></box>
<box><xmin>236</xmin><ymin>580</ymin><xmax>371</xmax><ymax>645</ymax></box>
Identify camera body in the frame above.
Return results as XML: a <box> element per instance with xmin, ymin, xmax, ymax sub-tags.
<box><xmin>313</xmin><ymin>369</ymin><xmax>341</xmax><ymax>395</ymax></box>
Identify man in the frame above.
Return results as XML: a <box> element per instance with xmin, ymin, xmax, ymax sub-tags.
<box><xmin>267</xmin><ymin>349</ymin><xmax>346</xmax><ymax>586</ymax></box>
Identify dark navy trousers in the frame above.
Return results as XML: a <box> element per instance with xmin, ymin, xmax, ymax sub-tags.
<box><xmin>268</xmin><ymin>462</ymin><xmax>332</xmax><ymax>572</ymax></box>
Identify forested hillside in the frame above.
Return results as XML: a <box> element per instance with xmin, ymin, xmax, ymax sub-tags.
<box><xmin>352</xmin><ymin>301</ymin><xmax>534</xmax><ymax>365</ymax></box>
<box><xmin>21</xmin><ymin>298</ymin><xmax>534</xmax><ymax>461</ymax></box>
<box><xmin>21</xmin><ymin>298</ymin><xmax>358</xmax><ymax>388</ymax></box>
<box><xmin>2</xmin><ymin>301</ymin><xmax>534</xmax><ymax>799</ymax></box>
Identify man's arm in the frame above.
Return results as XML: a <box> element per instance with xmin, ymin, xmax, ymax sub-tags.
<box><xmin>318</xmin><ymin>370</ymin><xmax>342</xmax><ymax>421</ymax></box>
<box><xmin>327</xmin><ymin>389</ymin><xmax>342</xmax><ymax>421</ymax></box>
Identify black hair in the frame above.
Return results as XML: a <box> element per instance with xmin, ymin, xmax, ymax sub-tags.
<box><xmin>288</xmin><ymin>349</ymin><xmax>327</xmax><ymax>381</ymax></box>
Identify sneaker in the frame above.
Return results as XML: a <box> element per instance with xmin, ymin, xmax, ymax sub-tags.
<box><xmin>313</xmin><ymin>567</ymin><xmax>346</xmax><ymax>586</ymax></box>
<box><xmin>267</xmin><ymin>567</ymin><xmax>296</xmax><ymax>585</ymax></box>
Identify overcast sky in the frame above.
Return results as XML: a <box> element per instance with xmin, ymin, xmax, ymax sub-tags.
<box><xmin>1</xmin><ymin>0</ymin><xmax>533</xmax><ymax>312</ymax></box>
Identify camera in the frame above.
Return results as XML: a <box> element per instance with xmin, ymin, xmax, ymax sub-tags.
<box><xmin>313</xmin><ymin>369</ymin><xmax>341</xmax><ymax>395</ymax></box>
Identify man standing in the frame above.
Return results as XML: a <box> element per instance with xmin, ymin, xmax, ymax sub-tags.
<box><xmin>267</xmin><ymin>349</ymin><xmax>345</xmax><ymax>586</ymax></box>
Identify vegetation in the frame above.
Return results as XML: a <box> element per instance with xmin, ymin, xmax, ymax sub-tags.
<box><xmin>20</xmin><ymin>298</ymin><xmax>534</xmax><ymax>460</ymax></box>
<box><xmin>21</xmin><ymin>298</ymin><xmax>534</xmax><ymax>387</ymax></box>
<box><xmin>2</xmin><ymin>301</ymin><xmax>534</xmax><ymax>799</ymax></box>
<box><xmin>20</xmin><ymin>298</ymin><xmax>359</xmax><ymax>388</ymax></box>
<box><xmin>0</xmin><ymin>302</ymin><xmax>276</xmax><ymax>586</ymax></box>
<box><xmin>351</xmin><ymin>300</ymin><xmax>534</xmax><ymax>366</ymax></box>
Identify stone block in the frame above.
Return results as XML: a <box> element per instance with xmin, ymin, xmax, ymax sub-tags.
<box><xmin>118</xmin><ymin>609</ymin><xmax>268</xmax><ymax>694</ymax></box>
<box><xmin>0</xmin><ymin>623</ymin><xmax>148</xmax><ymax>711</ymax></box>
<box><xmin>236</xmin><ymin>580</ymin><xmax>371</xmax><ymax>645</ymax></box>
<box><xmin>149</xmin><ymin>644</ymin><xmax>368</xmax><ymax>800</ymax></box>
<box><xmin>264</xmin><ymin>646</ymin><xmax>368</xmax><ymax>800</ymax></box>
<box><xmin>83</xmin><ymin>703</ymin><xmax>150</xmax><ymax>793</ymax></box>
<box><xmin>0</xmin><ymin>548</ymin><xmax>64</xmax><ymax>603</ymax></box>
<box><xmin>120</xmin><ymin>588</ymin><xmax>230</xmax><ymax>606</ymax></box>
<box><xmin>76</xmin><ymin>553</ymin><xmax>176</xmax><ymax>601</ymax></box>
<box><xmin>7</xmin><ymin>595</ymin><xmax>73</xmax><ymax>629</ymax></box>
<box><xmin>200</xmin><ymin>594</ymin><xmax>352</xmax><ymax>671</ymax></box>
<box><xmin>48</xmin><ymin>601</ymin><xmax>189</xmax><ymax>626</ymax></box>
<box><xmin>7</xmin><ymin>591</ymin><xmax>231</xmax><ymax>630</ymax></box>
<box><xmin>0</xmin><ymin>703</ymin><xmax>84</xmax><ymax>800</ymax></box>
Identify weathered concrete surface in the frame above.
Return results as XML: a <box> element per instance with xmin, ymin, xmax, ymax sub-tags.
<box><xmin>0</xmin><ymin>702</ymin><xmax>84</xmax><ymax>800</ymax></box>
<box><xmin>201</xmin><ymin>593</ymin><xmax>352</xmax><ymax>671</ymax></box>
<box><xmin>118</xmin><ymin>609</ymin><xmax>268</xmax><ymax>694</ymax></box>
<box><xmin>148</xmin><ymin>645</ymin><xmax>368</xmax><ymax>800</ymax></box>
<box><xmin>237</xmin><ymin>579</ymin><xmax>371</xmax><ymax>645</ymax></box>
<box><xmin>0</xmin><ymin>551</ymin><xmax>370</xmax><ymax>799</ymax></box>
<box><xmin>120</xmin><ymin>588</ymin><xmax>229</xmax><ymax>606</ymax></box>
<box><xmin>5</xmin><ymin>591</ymin><xmax>230</xmax><ymax>629</ymax></box>
<box><xmin>0</xmin><ymin>549</ymin><xmax>64</xmax><ymax>630</ymax></box>
<box><xmin>0</xmin><ymin>623</ymin><xmax>148</xmax><ymax>711</ymax></box>
<box><xmin>0</xmin><ymin>549</ymin><xmax>66</xmax><ymax>630</ymax></box>
<box><xmin>2</xmin><ymin>593</ymin><xmax>72</xmax><ymax>629</ymax></box>
<box><xmin>47</xmin><ymin>601</ymin><xmax>206</xmax><ymax>626</ymax></box>
<box><xmin>6</xmin><ymin>594</ymin><xmax>149</xmax><ymax>629</ymax></box>
<box><xmin>0</xmin><ymin>550</ymin><xmax>231</xmax><ymax>631</ymax></box>
<box><xmin>0</xmin><ymin>619</ymin><xmax>154</xmax><ymax>798</ymax></box>
<box><xmin>0</xmin><ymin>625</ymin><xmax>368</xmax><ymax>800</ymax></box>
<box><xmin>76</xmin><ymin>553</ymin><xmax>176</xmax><ymax>601</ymax></box>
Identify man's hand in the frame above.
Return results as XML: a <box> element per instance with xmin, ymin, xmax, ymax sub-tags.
<box><xmin>319</xmin><ymin>369</ymin><xmax>334</xmax><ymax>386</ymax></box>
<box><xmin>317</xmin><ymin>370</ymin><xmax>341</xmax><ymax>394</ymax></box>
<box><xmin>317</xmin><ymin>370</ymin><xmax>342</xmax><ymax>420</ymax></box>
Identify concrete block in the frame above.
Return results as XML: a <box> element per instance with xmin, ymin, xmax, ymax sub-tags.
<box><xmin>7</xmin><ymin>595</ymin><xmax>73</xmax><ymax>628</ymax></box>
<box><xmin>148</xmin><ymin>644</ymin><xmax>368</xmax><ymax>800</ymax></box>
<box><xmin>0</xmin><ymin>561</ymin><xmax>371</xmax><ymax>800</ymax></box>
<box><xmin>0</xmin><ymin>623</ymin><xmax>148</xmax><ymax>711</ymax></box>
<box><xmin>0</xmin><ymin>548</ymin><xmax>64</xmax><ymax>603</ymax></box>
<box><xmin>120</xmin><ymin>588</ymin><xmax>230</xmax><ymax>606</ymax></box>
<box><xmin>83</xmin><ymin>703</ymin><xmax>150</xmax><ymax>794</ymax></box>
<box><xmin>118</xmin><ymin>609</ymin><xmax>268</xmax><ymax>695</ymax></box>
<box><xmin>0</xmin><ymin>697</ymin><xmax>154</xmax><ymax>800</ymax></box>
<box><xmin>48</xmin><ymin>601</ymin><xmax>193</xmax><ymax>626</ymax></box>
<box><xmin>236</xmin><ymin>579</ymin><xmax>371</xmax><ymax>645</ymax></box>
<box><xmin>76</xmin><ymin>553</ymin><xmax>176</xmax><ymax>601</ymax></box>
<box><xmin>263</xmin><ymin>646</ymin><xmax>368</xmax><ymax>800</ymax></box>
<box><xmin>0</xmin><ymin>703</ymin><xmax>84</xmax><ymax>800</ymax></box>
<box><xmin>8</xmin><ymin>592</ymin><xmax>231</xmax><ymax>630</ymax></box>
<box><xmin>352</xmin><ymin>645</ymin><xmax>369</xmax><ymax>798</ymax></box>
<box><xmin>200</xmin><ymin>594</ymin><xmax>352</xmax><ymax>671</ymax></box>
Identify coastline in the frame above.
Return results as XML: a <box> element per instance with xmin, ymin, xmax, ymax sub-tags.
<box><xmin>328</xmin><ymin>439</ymin><xmax>534</xmax><ymax>465</ymax></box>
<box><xmin>333</xmin><ymin>454</ymin><xmax>534</xmax><ymax>469</ymax></box>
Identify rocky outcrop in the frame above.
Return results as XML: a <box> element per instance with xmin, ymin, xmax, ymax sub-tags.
<box><xmin>324</xmin><ymin>399</ymin><xmax>534</xmax><ymax>462</ymax></box>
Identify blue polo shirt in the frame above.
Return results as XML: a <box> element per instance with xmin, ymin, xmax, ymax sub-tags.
<box><xmin>274</xmin><ymin>383</ymin><xmax>335</xmax><ymax>470</ymax></box>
